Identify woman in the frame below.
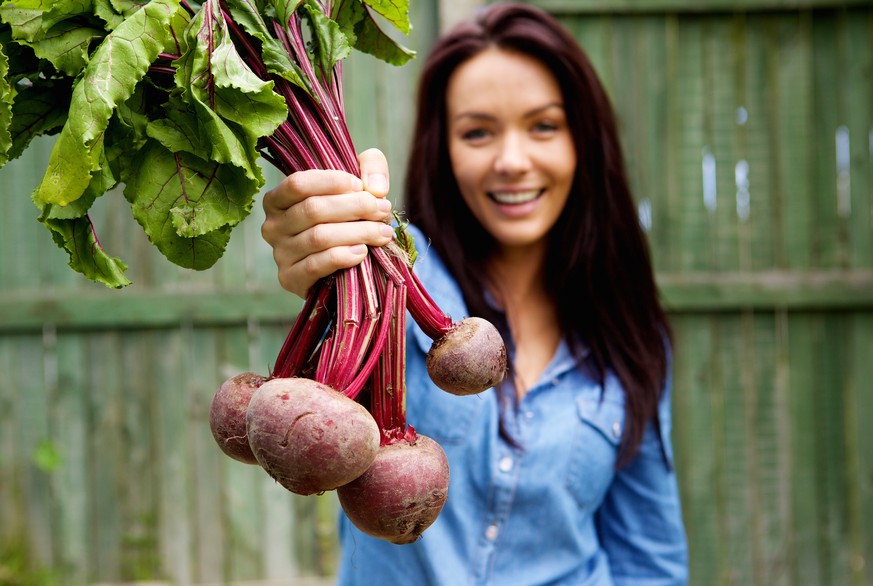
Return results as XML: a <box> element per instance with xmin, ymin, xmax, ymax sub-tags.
<box><xmin>261</xmin><ymin>3</ymin><xmax>688</xmax><ymax>584</ymax></box>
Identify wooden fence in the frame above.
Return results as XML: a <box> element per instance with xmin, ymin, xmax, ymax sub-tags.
<box><xmin>1</xmin><ymin>0</ymin><xmax>872</xmax><ymax>585</ymax></box>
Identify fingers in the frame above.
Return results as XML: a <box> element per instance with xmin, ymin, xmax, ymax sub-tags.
<box><xmin>263</xmin><ymin>169</ymin><xmax>364</xmax><ymax>215</ymax></box>
<box><xmin>358</xmin><ymin>148</ymin><xmax>390</xmax><ymax>197</ymax></box>
<box><xmin>261</xmin><ymin>149</ymin><xmax>393</xmax><ymax>297</ymax></box>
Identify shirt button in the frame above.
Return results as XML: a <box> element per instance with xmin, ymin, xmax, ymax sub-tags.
<box><xmin>551</xmin><ymin>377</ymin><xmax>560</xmax><ymax>386</ymax></box>
<box><xmin>485</xmin><ymin>524</ymin><xmax>499</xmax><ymax>541</ymax></box>
<box><xmin>498</xmin><ymin>455</ymin><xmax>513</xmax><ymax>472</ymax></box>
<box><xmin>612</xmin><ymin>421</ymin><xmax>621</xmax><ymax>438</ymax></box>
<box><xmin>525</xmin><ymin>411</ymin><xmax>534</xmax><ymax>420</ymax></box>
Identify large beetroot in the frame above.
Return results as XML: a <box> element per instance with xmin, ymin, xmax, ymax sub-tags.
<box><xmin>337</xmin><ymin>435</ymin><xmax>449</xmax><ymax>544</ymax></box>
<box><xmin>245</xmin><ymin>377</ymin><xmax>380</xmax><ymax>496</ymax></box>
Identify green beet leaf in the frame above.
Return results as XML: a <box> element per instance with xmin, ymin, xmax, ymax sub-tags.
<box><xmin>0</xmin><ymin>0</ymin><xmax>94</xmax><ymax>43</ymax></box>
<box><xmin>334</xmin><ymin>0</ymin><xmax>414</xmax><ymax>67</ymax></box>
<box><xmin>0</xmin><ymin>34</ymin><xmax>12</xmax><ymax>164</ymax></box>
<box><xmin>361</xmin><ymin>0</ymin><xmax>411</xmax><ymax>35</ymax></box>
<box><xmin>123</xmin><ymin>139</ymin><xmax>259</xmax><ymax>270</ymax></box>
<box><xmin>302</xmin><ymin>0</ymin><xmax>352</xmax><ymax>76</ymax></box>
<box><xmin>0</xmin><ymin>0</ymin><xmax>416</xmax><ymax>286</ymax></box>
<box><xmin>223</xmin><ymin>0</ymin><xmax>311</xmax><ymax>91</ymax></box>
<box><xmin>27</xmin><ymin>19</ymin><xmax>104</xmax><ymax>76</ymax></box>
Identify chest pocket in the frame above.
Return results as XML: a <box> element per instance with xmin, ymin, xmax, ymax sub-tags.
<box><xmin>565</xmin><ymin>394</ymin><xmax>624</xmax><ymax>510</ymax></box>
<box><xmin>405</xmin><ymin>332</ymin><xmax>488</xmax><ymax>444</ymax></box>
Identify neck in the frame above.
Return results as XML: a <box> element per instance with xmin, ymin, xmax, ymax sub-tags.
<box><xmin>487</xmin><ymin>242</ymin><xmax>549</xmax><ymax>309</ymax></box>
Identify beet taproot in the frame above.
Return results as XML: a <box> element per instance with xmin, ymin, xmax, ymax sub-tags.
<box><xmin>209</xmin><ymin>372</ymin><xmax>266</xmax><ymax>465</ymax></box>
<box><xmin>426</xmin><ymin>317</ymin><xmax>507</xmax><ymax>395</ymax></box>
<box><xmin>337</xmin><ymin>434</ymin><xmax>450</xmax><ymax>544</ymax></box>
<box><xmin>245</xmin><ymin>377</ymin><xmax>380</xmax><ymax>495</ymax></box>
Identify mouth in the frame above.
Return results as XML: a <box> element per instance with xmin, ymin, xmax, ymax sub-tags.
<box><xmin>487</xmin><ymin>189</ymin><xmax>545</xmax><ymax>205</ymax></box>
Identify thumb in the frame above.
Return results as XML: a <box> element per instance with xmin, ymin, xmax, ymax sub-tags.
<box><xmin>358</xmin><ymin>148</ymin><xmax>390</xmax><ymax>197</ymax></box>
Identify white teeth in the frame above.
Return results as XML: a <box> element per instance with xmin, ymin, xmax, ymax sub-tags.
<box><xmin>489</xmin><ymin>189</ymin><xmax>542</xmax><ymax>204</ymax></box>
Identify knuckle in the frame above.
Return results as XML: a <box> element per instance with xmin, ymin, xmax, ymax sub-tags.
<box><xmin>306</xmin><ymin>224</ymin><xmax>330</xmax><ymax>250</ymax></box>
<box><xmin>299</xmin><ymin>195</ymin><xmax>326</xmax><ymax>221</ymax></box>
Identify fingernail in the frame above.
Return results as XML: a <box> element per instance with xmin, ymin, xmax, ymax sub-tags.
<box><xmin>350</xmin><ymin>244</ymin><xmax>367</xmax><ymax>255</ymax></box>
<box><xmin>366</xmin><ymin>173</ymin><xmax>388</xmax><ymax>194</ymax></box>
<box><xmin>380</xmin><ymin>224</ymin><xmax>394</xmax><ymax>238</ymax></box>
<box><xmin>377</xmin><ymin>198</ymin><xmax>392</xmax><ymax>212</ymax></box>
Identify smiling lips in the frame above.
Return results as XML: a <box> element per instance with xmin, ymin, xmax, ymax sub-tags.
<box><xmin>487</xmin><ymin>189</ymin><xmax>544</xmax><ymax>205</ymax></box>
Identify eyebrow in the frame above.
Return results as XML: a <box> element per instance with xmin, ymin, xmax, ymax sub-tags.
<box><xmin>452</xmin><ymin>101</ymin><xmax>565</xmax><ymax>122</ymax></box>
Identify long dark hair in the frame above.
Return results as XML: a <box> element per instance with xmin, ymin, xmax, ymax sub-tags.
<box><xmin>404</xmin><ymin>3</ymin><xmax>671</xmax><ymax>466</ymax></box>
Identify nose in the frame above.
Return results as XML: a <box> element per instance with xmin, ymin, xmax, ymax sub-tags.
<box><xmin>493</xmin><ymin>132</ymin><xmax>532</xmax><ymax>176</ymax></box>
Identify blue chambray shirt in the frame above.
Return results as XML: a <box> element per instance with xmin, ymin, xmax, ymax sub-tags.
<box><xmin>336</xmin><ymin>225</ymin><xmax>688</xmax><ymax>586</ymax></box>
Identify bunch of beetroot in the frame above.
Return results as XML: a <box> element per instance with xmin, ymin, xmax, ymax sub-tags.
<box><xmin>210</xmin><ymin>251</ymin><xmax>507</xmax><ymax>544</ymax></box>
<box><xmin>202</xmin><ymin>0</ymin><xmax>507</xmax><ymax>544</ymax></box>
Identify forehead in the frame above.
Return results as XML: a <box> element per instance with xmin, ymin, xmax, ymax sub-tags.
<box><xmin>446</xmin><ymin>47</ymin><xmax>562</xmax><ymax>113</ymax></box>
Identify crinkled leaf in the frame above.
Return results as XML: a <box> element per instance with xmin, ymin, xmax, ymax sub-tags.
<box><xmin>0</xmin><ymin>0</ymin><xmax>94</xmax><ymax>43</ymax></box>
<box><xmin>34</xmin><ymin>182</ymin><xmax>132</xmax><ymax>287</ymax></box>
<box><xmin>0</xmin><ymin>34</ymin><xmax>13</xmax><ymax>164</ymax></box>
<box><xmin>149</xmin><ymin>93</ymin><xmax>263</xmax><ymax>184</ymax></box>
<box><xmin>334</xmin><ymin>0</ymin><xmax>413</xmax><ymax>66</ymax></box>
<box><xmin>7</xmin><ymin>78</ymin><xmax>71</xmax><ymax>160</ymax></box>
<box><xmin>302</xmin><ymin>0</ymin><xmax>351</xmax><ymax>75</ymax></box>
<box><xmin>171</xmin><ymin>3</ymin><xmax>285</xmax><ymax>181</ymax></box>
<box><xmin>42</xmin><ymin>215</ymin><xmax>132</xmax><ymax>287</ymax></box>
<box><xmin>94</xmin><ymin>0</ymin><xmax>148</xmax><ymax>30</ymax></box>
<box><xmin>224</xmin><ymin>0</ymin><xmax>310</xmax><ymax>90</ymax></box>
<box><xmin>33</xmin><ymin>0</ymin><xmax>182</xmax><ymax>207</ymax></box>
<box><xmin>360</xmin><ymin>0</ymin><xmax>410</xmax><ymax>35</ymax></box>
<box><xmin>270</xmin><ymin>0</ymin><xmax>304</xmax><ymax>26</ymax></box>
<box><xmin>123</xmin><ymin>140</ymin><xmax>258</xmax><ymax>269</ymax></box>
<box><xmin>28</xmin><ymin>19</ymin><xmax>104</xmax><ymax>76</ymax></box>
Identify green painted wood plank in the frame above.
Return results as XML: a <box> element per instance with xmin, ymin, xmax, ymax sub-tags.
<box><xmin>85</xmin><ymin>332</ymin><xmax>124</xmax><ymax>581</ymax></box>
<box><xmin>775</xmin><ymin>11</ymin><xmax>815</xmax><ymax>270</ymax></box>
<box><xmin>657</xmin><ymin>270</ymin><xmax>873</xmax><ymax>310</ymax></box>
<box><xmin>810</xmin><ymin>12</ymin><xmax>847</xmax><ymax>268</ymax></box>
<box><xmin>0</xmin><ymin>289</ymin><xmax>303</xmax><ymax>332</ymax></box>
<box><xmin>786</xmin><ymin>314</ymin><xmax>825</xmax><ymax>584</ymax></box>
<box><xmin>153</xmin><ymin>328</ymin><xmax>194</xmax><ymax>584</ymax></box>
<box><xmin>52</xmin><ymin>331</ymin><xmax>91</xmax><ymax>584</ymax></box>
<box><xmin>118</xmin><ymin>331</ymin><xmax>161</xmax><ymax>580</ymax></box>
<box><xmin>843</xmin><ymin>12</ymin><xmax>873</xmax><ymax>268</ymax></box>
<box><xmin>188</xmin><ymin>327</ymin><xmax>226</xmax><ymax>583</ymax></box>
<box><xmin>670</xmin><ymin>315</ymin><xmax>721</xmax><ymax>584</ymax></box>
<box><xmin>847</xmin><ymin>314</ymin><xmax>873</xmax><ymax>585</ymax></box>
<box><xmin>706</xmin><ymin>15</ymin><xmax>746</xmax><ymax>272</ymax></box>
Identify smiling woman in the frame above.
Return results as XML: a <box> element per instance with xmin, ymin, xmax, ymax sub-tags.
<box><xmin>260</xmin><ymin>3</ymin><xmax>689</xmax><ymax>585</ymax></box>
<box><xmin>446</xmin><ymin>48</ymin><xmax>576</xmax><ymax>255</ymax></box>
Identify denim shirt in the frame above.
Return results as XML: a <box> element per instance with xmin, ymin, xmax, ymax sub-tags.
<box><xmin>336</xmin><ymin>225</ymin><xmax>688</xmax><ymax>586</ymax></box>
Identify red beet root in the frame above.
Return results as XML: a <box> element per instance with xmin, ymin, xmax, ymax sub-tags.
<box><xmin>246</xmin><ymin>377</ymin><xmax>380</xmax><ymax>495</ymax></box>
<box><xmin>209</xmin><ymin>372</ymin><xmax>266</xmax><ymax>464</ymax></box>
<box><xmin>337</xmin><ymin>434</ymin><xmax>450</xmax><ymax>544</ymax></box>
<box><xmin>426</xmin><ymin>317</ymin><xmax>507</xmax><ymax>395</ymax></box>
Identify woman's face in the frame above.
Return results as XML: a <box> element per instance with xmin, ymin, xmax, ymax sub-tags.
<box><xmin>446</xmin><ymin>47</ymin><xmax>576</xmax><ymax>254</ymax></box>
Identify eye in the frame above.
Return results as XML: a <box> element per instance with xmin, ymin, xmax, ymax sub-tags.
<box><xmin>532</xmin><ymin>120</ymin><xmax>559</xmax><ymax>136</ymax></box>
<box><xmin>461</xmin><ymin>128</ymin><xmax>491</xmax><ymax>142</ymax></box>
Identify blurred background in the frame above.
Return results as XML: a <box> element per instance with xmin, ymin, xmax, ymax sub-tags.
<box><xmin>1</xmin><ymin>0</ymin><xmax>871</xmax><ymax>584</ymax></box>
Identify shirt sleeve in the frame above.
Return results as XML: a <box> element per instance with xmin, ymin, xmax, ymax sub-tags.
<box><xmin>595</xmin><ymin>378</ymin><xmax>689</xmax><ymax>586</ymax></box>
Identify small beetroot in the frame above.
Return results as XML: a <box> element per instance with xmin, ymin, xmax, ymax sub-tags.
<box><xmin>209</xmin><ymin>372</ymin><xmax>266</xmax><ymax>465</ymax></box>
<box><xmin>426</xmin><ymin>317</ymin><xmax>507</xmax><ymax>395</ymax></box>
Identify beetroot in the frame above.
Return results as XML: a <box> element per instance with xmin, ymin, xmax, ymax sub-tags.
<box><xmin>209</xmin><ymin>372</ymin><xmax>266</xmax><ymax>465</ymax></box>
<box><xmin>426</xmin><ymin>317</ymin><xmax>507</xmax><ymax>395</ymax></box>
<box><xmin>337</xmin><ymin>434</ymin><xmax>449</xmax><ymax>544</ymax></box>
<box><xmin>246</xmin><ymin>377</ymin><xmax>380</xmax><ymax>495</ymax></box>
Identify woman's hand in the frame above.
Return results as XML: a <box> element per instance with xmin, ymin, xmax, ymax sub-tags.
<box><xmin>261</xmin><ymin>149</ymin><xmax>394</xmax><ymax>298</ymax></box>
